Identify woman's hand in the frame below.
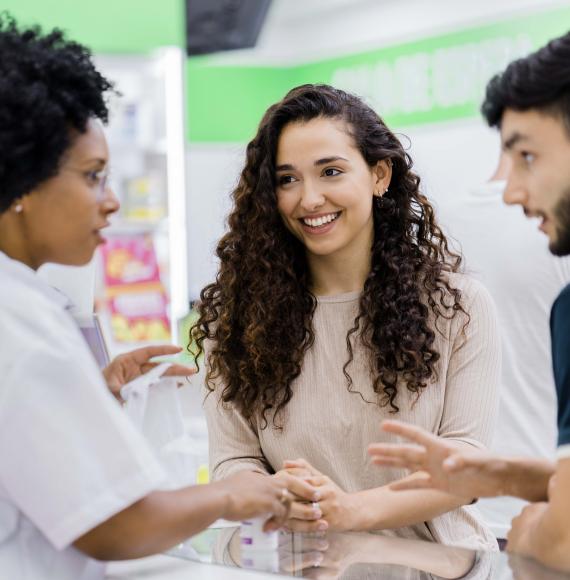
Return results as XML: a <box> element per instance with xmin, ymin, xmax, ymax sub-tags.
<box><xmin>282</xmin><ymin>459</ymin><xmax>358</xmax><ymax>532</ymax></box>
<box><xmin>272</xmin><ymin>466</ymin><xmax>324</xmax><ymax>533</ymax></box>
<box><xmin>103</xmin><ymin>345</ymin><xmax>196</xmax><ymax>401</ymax></box>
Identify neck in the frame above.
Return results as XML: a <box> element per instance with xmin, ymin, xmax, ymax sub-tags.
<box><xmin>0</xmin><ymin>213</ymin><xmax>38</xmax><ymax>269</ymax></box>
<box><xmin>307</xmin><ymin>225</ymin><xmax>373</xmax><ymax>296</ymax></box>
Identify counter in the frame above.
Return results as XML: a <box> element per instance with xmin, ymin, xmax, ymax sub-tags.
<box><xmin>105</xmin><ymin>524</ymin><xmax>570</xmax><ymax>579</ymax></box>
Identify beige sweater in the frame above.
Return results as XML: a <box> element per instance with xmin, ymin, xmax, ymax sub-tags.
<box><xmin>204</xmin><ymin>274</ymin><xmax>500</xmax><ymax>550</ymax></box>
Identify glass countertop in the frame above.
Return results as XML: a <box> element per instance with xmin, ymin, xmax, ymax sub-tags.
<box><xmin>167</xmin><ymin>523</ymin><xmax>570</xmax><ymax>579</ymax></box>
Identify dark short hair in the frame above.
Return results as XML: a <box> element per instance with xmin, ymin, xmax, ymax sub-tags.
<box><xmin>481</xmin><ymin>31</ymin><xmax>570</xmax><ymax>132</ymax></box>
<box><xmin>0</xmin><ymin>13</ymin><xmax>113</xmax><ymax>213</ymax></box>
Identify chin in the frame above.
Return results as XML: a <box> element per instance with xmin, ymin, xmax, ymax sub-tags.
<box><xmin>61</xmin><ymin>248</ymin><xmax>97</xmax><ymax>267</ymax></box>
<box><xmin>306</xmin><ymin>242</ymin><xmax>341</xmax><ymax>257</ymax></box>
<box><xmin>549</xmin><ymin>231</ymin><xmax>570</xmax><ymax>257</ymax></box>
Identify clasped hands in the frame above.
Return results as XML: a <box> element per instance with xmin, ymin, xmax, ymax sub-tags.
<box><xmin>273</xmin><ymin>458</ymin><xmax>358</xmax><ymax>533</ymax></box>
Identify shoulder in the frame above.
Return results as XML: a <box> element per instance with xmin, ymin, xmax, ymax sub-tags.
<box><xmin>1</xmin><ymin>281</ymin><xmax>69</xmax><ymax>340</ymax></box>
<box><xmin>0</xmin><ymin>274</ymin><xmax>91</xmax><ymax>375</ymax></box>
<box><xmin>550</xmin><ymin>284</ymin><xmax>570</xmax><ymax>350</ymax></box>
<box><xmin>445</xmin><ymin>271</ymin><xmax>495</xmax><ymax>313</ymax></box>
<box><xmin>552</xmin><ymin>283</ymin><xmax>570</xmax><ymax>318</ymax></box>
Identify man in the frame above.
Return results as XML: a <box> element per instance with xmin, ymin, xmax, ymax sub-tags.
<box><xmin>369</xmin><ymin>31</ymin><xmax>570</xmax><ymax>572</ymax></box>
<box><xmin>437</xmin><ymin>151</ymin><xmax>570</xmax><ymax>542</ymax></box>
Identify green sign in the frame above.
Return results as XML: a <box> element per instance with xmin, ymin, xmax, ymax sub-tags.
<box><xmin>187</xmin><ymin>7</ymin><xmax>570</xmax><ymax>142</ymax></box>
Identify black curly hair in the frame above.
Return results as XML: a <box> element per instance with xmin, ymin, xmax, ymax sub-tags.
<box><xmin>191</xmin><ymin>84</ymin><xmax>467</xmax><ymax>429</ymax></box>
<box><xmin>0</xmin><ymin>13</ymin><xmax>113</xmax><ymax>213</ymax></box>
<box><xmin>482</xmin><ymin>31</ymin><xmax>570</xmax><ymax>132</ymax></box>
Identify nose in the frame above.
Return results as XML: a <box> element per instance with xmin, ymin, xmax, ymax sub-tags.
<box><xmin>502</xmin><ymin>175</ymin><xmax>527</xmax><ymax>207</ymax></box>
<box><xmin>299</xmin><ymin>180</ymin><xmax>325</xmax><ymax>212</ymax></box>
<box><xmin>100</xmin><ymin>184</ymin><xmax>120</xmax><ymax>215</ymax></box>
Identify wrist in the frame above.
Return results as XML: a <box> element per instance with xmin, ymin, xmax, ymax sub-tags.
<box><xmin>210</xmin><ymin>480</ymin><xmax>234</xmax><ymax>521</ymax></box>
<box><xmin>345</xmin><ymin>491</ymin><xmax>371</xmax><ymax>531</ymax></box>
<box><xmin>504</xmin><ymin>458</ymin><xmax>552</xmax><ymax>501</ymax></box>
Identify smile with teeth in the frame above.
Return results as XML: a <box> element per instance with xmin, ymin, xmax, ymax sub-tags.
<box><xmin>301</xmin><ymin>211</ymin><xmax>341</xmax><ymax>228</ymax></box>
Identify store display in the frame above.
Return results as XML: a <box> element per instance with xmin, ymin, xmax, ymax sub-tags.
<box><xmin>93</xmin><ymin>49</ymin><xmax>188</xmax><ymax>354</ymax></box>
<box><xmin>100</xmin><ymin>233</ymin><xmax>170</xmax><ymax>342</ymax></box>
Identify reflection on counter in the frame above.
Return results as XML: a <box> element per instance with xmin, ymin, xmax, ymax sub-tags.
<box><xmin>169</xmin><ymin>526</ymin><xmax>485</xmax><ymax>579</ymax></box>
<box><xmin>167</xmin><ymin>525</ymin><xmax>570</xmax><ymax>580</ymax></box>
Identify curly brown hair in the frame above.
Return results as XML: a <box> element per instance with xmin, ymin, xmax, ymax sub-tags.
<box><xmin>190</xmin><ymin>84</ymin><xmax>465</xmax><ymax>429</ymax></box>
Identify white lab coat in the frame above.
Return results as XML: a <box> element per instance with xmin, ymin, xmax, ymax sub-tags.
<box><xmin>0</xmin><ymin>251</ymin><xmax>166</xmax><ymax>579</ymax></box>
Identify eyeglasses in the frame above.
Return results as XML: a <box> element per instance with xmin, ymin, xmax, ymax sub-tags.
<box><xmin>61</xmin><ymin>166</ymin><xmax>112</xmax><ymax>202</ymax></box>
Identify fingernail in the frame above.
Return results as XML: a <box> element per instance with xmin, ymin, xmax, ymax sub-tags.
<box><xmin>317</xmin><ymin>521</ymin><xmax>328</xmax><ymax>531</ymax></box>
<box><xmin>313</xmin><ymin>492</ymin><xmax>321</xmax><ymax>501</ymax></box>
<box><xmin>312</xmin><ymin>554</ymin><xmax>323</xmax><ymax>567</ymax></box>
<box><xmin>312</xmin><ymin>509</ymin><xmax>322</xmax><ymax>519</ymax></box>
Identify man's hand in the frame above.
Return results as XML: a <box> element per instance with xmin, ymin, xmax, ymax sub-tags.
<box><xmin>368</xmin><ymin>420</ymin><xmax>509</xmax><ymax>499</ymax></box>
<box><xmin>282</xmin><ymin>459</ymin><xmax>358</xmax><ymax>532</ymax></box>
<box><xmin>217</xmin><ymin>471</ymin><xmax>292</xmax><ymax>531</ymax></box>
<box><xmin>507</xmin><ymin>502</ymin><xmax>549</xmax><ymax>557</ymax></box>
<box><xmin>103</xmin><ymin>345</ymin><xmax>196</xmax><ymax>400</ymax></box>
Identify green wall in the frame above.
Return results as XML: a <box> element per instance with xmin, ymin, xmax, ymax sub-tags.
<box><xmin>186</xmin><ymin>7</ymin><xmax>570</xmax><ymax>142</ymax></box>
<box><xmin>0</xmin><ymin>0</ymin><xmax>184</xmax><ymax>52</ymax></box>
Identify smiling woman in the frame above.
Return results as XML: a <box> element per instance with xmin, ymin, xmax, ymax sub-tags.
<box><xmin>193</xmin><ymin>84</ymin><xmax>501</xmax><ymax>549</ymax></box>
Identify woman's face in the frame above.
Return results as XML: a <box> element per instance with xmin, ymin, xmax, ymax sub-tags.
<box><xmin>20</xmin><ymin>119</ymin><xmax>119</xmax><ymax>268</ymax></box>
<box><xmin>275</xmin><ymin>117</ymin><xmax>388</xmax><ymax>261</ymax></box>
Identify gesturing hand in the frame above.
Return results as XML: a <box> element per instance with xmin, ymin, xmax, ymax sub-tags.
<box><xmin>368</xmin><ymin>420</ymin><xmax>509</xmax><ymax>499</ymax></box>
<box><xmin>103</xmin><ymin>345</ymin><xmax>196</xmax><ymax>400</ymax></box>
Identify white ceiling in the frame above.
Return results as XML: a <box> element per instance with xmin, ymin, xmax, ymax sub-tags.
<box><xmin>267</xmin><ymin>0</ymin><xmax>388</xmax><ymax>23</ymax></box>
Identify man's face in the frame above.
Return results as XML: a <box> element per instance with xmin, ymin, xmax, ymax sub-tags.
<box><xmin>501</xmin><ymin>108</ymin><xmax>570</xmax><ymax>256</ymax></box>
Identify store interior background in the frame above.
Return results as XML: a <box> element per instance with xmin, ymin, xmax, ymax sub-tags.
<box><xmin>3</xmin><ymin>0</ymin><xmax>570</xmax><ymax>477</ymax></box>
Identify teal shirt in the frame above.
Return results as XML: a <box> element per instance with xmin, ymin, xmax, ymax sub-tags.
<box><xmin>551</xmin><ymin>283</ymin><xmax>570</xmax><ymax>447</ymax></box>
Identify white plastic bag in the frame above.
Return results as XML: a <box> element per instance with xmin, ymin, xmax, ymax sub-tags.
<box><xmin>120</xmin><ymin>363</ymin><xmax>194</xmax><ymax>489</ymax></box>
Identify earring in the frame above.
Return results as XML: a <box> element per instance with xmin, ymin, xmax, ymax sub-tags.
<box><xmin>385</xmin><ymin>187</ymin><xmax>389</xmax><ymax>193</ymax></box>
<box><xmin>14</xmin><ymin>203</ymin><xmax>23</xmax><ymax>213</ymax></box>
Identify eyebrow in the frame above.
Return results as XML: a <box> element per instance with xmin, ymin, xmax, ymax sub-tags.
<box><xmin>275</xmin><ymin>156</ymin><xmax>349</xmax><ymax>172</ymax></box>
<box><xmin>503</xmin><ymin>132</ymin><xmax>531</xmax><ymax>150</ymax></box>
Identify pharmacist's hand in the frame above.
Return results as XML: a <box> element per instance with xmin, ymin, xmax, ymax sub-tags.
<box><xmin>103</xmin><ymin>345</ymin><xmax>196</xmax><ymax>401</ymax></box>
<box><xmin>283</xmin><ymin>459</ymin><xmax>357</xmax><ymax>532</ymax></box>
<box><xmin>273</xmin><ymin>468</ymin><xmax>321</xmax><ymax>503</ymax></box>
<box><xmin>219</xmin><ymin>472</ymin><xmax>292</xmax><ymax>531</ymax></box>
<box><xmin>368</xmin><ymin>420</ymin><xmax>506</xmax><ymax>499</ymax></box>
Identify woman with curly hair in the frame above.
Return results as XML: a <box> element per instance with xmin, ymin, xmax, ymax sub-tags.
<box><xmin>194</xmin><ymin>84</ymin><xmax>500</xmax><ymax>549</ymax></box>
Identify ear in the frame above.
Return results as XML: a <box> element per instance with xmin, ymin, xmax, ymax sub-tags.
<box><xmin>372</xmin><ymin>159</ymin><xmax>392</xmax><ymax>194</ymax></box>
<box><xmin>10</xmin><ymin>196</ymin><xmax>28</xmax><ymax>214</ymax></box>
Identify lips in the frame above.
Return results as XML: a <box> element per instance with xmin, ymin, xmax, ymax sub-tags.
<box><xmin>301</xmin><ymin>211</ymin><xmax>341</xmax><ymax>228</ymax></box>
<box><xmin>298</xmin><ymin>211</ymin><xmax>342</xmax><ymax>236</ymax></box>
